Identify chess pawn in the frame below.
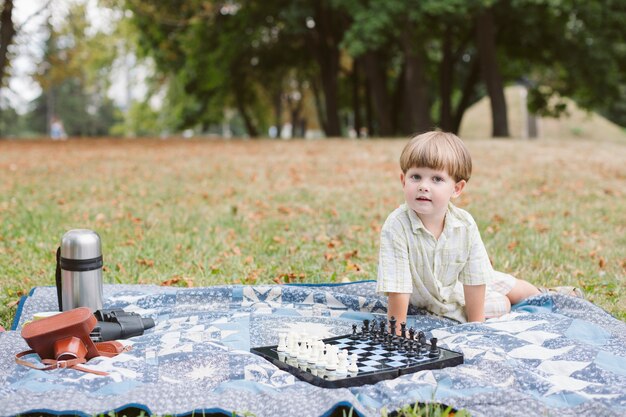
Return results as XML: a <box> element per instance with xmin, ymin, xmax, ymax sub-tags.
<box><xmin>414</xmin><ymin>341</ymin><xmax>423</xmax><ymax>359</ymax></box>
<box><xmin>348</xmin><ymin>353</ymin><xmax>359</xmax><ymax>374</ymax></box>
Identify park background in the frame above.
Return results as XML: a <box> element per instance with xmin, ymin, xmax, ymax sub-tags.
<box><xmin>0</xmin><ymin>0</ymin><xmax>625</xmax><ymax>329</ymax></box>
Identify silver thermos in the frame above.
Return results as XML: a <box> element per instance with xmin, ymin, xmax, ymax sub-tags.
<box><xmin>55</xmin><ymin>229</ymin><xmax>104</xmax><ymax>312</ymax></box>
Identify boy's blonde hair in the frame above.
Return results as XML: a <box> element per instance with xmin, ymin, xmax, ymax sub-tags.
<box><xmin>399</xmin><ymin>131</ymin><xmax>472</xmax><ymax>182</ymax></box>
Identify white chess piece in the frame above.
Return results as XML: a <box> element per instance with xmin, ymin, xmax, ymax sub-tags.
<box><xmin>277</xmin><ymin>332</ymin><xmax>287</xmax><ymax>352</ymax></box>
<box><xmin>336</xmin><ymin>350</ymin><xmax>348</xmax><ymax>375</ymax></box>
<box><xmin>348</xmin><ymin>353</ymin><xmax>359</xmax><ymax>374</ymax></box>
<box><xmin>308</xmin><ymin>341</ymin><xmax>320</xmax><ymax>365</ymax></box>
<box><xmin>325</xmin><ymin>345</ymin><xmax>338</xmax><ymax>371</ymax></box>
<box><xmin>287</xmin><ymin>332</ymin><xmax>297</xmax><ymax>356</ymax></box>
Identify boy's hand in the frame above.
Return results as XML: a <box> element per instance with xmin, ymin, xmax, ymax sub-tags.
<box><xmin>388</xmin><ymin>292</ymin><xmax>411</xmax><ymax>333</ymax></box>
<box><xmin>463</xmin><ymin>284</ymin><xmax>486</xmax><ymax>322</ymax></box>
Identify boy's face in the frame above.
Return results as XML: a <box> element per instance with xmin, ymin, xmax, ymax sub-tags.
<box><xmin>400</xmin><ymin>166</ymin><xmax>466</xmax><ymax>221</ymax></box>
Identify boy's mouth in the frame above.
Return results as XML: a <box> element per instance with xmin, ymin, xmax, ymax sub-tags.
<box><xmin>416</xmin><ymin>196</ymin><xmax>431</xmax><ymax>202</ymax></box>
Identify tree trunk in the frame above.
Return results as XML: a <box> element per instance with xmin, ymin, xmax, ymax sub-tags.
<box><xmin>362</xmin><ymin>50</ymin><xmax>393</xmax><ymax>136</ymax></box>
<box><xmin>309</xmin><ymin>2</ymin><xmax>342</xmax><ymax>137</ymax></box>
<box><xmin>234</xmin><ymin>86</ymin><xmax>258</xmax><ymax>138</ymax></box>
<box><xmin>476</xmin><ymin>8</ymin><xmax>509</xmax><ymax>137</ymax></box>
<box><xmin>452</xmin><ymin>55</ymin><xmax>480</xmax><ymax>134</ymax></box>
<box><xmin>0</xmin><ymin>0</ymin><xmax>15</xmax><ymax>86</ymax></box>
<box><xmin>351</xmin><ymin>58</ymin><xmax>362</xmax><ymax>137</ymax></box>
<box><xmin>365</xmin><ymin>78</ymin><xmax>373</xmax><ymax>137</ymax></box>
<box><xmin>272</xmin><ymin>89</ymin><xmax>282</xmax><ymax>138</ymax></box>
<box><xmin>439</xmin><ymin>26</ymin><xmax>453</xmax><ymax>131</ymax></box>
<box><xmin>402</xmin><ymin>27</ymin><xmax>431</xmax><ymax>135</ymax></box>
<box><xmin>310</xmin><ymin>77</ymin><xmax>328</xmax><ymax>135</ymax></box>
<box><xmin>393</xmin><ymin>64</ymin><xmax>405</xmax><ymax>134</ymax></box>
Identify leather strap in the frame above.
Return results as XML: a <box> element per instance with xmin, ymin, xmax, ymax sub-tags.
<box><xmin>15</xmin><ymin>349</ymin><xmax>107</xmax><ymax>375</ymax></box>
<box><xmin>96</xmin><ymin>340</ymin><xmax>131</xmax><ymax>357</ymax></box>
<box><xmin>15</xmin><ymin>343</ymin><xmax>131</xmax><ymax>376</ymax></box>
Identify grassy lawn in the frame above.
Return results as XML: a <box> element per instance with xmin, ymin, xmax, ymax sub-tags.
<box><xmin>0</xmin><ymin>136</ymin><xmax>625</xmax><ymax>329</ymax></box>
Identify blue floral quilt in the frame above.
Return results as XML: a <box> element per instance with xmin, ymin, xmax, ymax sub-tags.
<box><xmin>1</xmin><ymin>281</ymin><xmax>625</xmax><ymax>417</ymax></box>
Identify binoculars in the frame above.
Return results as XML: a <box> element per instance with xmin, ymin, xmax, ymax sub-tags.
<box><xmin>90</xmin><ymin>308</ymin><xmax>155</xmax><ymax>343</ymax></box>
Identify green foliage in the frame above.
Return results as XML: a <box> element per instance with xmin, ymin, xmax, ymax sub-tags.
<box><xmin>24</xmin><ymin>3</ymin><xmax>121</xmax><ymax>136</ymax></box>
<box><xmin>110</xmin><ymin>101</ymin><xmax>162</xmax><ymax>137</ymax></box>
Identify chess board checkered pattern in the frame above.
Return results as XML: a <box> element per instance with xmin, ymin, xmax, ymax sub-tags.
<box><xmin>252</xmin><ymin>333</ymin><xmax>464</xmax><ymax>388</ymax></box>
<box><xmin>328</xmin><ymin>337</ymin><xmax>434</xmax><ymax>373</ymax></box>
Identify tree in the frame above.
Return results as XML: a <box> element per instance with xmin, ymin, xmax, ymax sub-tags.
<box><xmin>0</xmin><ymin>0</ymin><xmax>15</xmax><ymax>87</ymax></box>
<box><xmin>27</xmin><ymin>4</ymin><xmax>120</xmax><ymax>136</ymax></box>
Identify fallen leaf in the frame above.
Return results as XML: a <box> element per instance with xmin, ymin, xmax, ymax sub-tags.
<box><xmin>327</xmin><ymin>239</ymin><xmax>341</xmax><ymax>248</ymax></box>
<box><xmin>136</xmin><ymin>258</ymin><xmax>154</xmax><ymax>267</ymax></box>
<box><xmin>507</xmin><ymin>241</ymin><xmax>519</xmax><ymax>251</ymax></box>
<box><xmin>598</xmin><ymin>257</ymin><xmax>606</xmax><ymax>269</ymax></box>
<box><xmin>343</xmin><ymin>249</ymin><xmax>358</xmax><ymax>259</ymax></box>
<box><xmin>346</xmin><ymin>261</ymin><xmax>361</xmax><ymax>272</ymax></box>
<box><xmin>160</xmin><ymin>276</ymin><xmax>193</xmax><ymax>287</ymax></box>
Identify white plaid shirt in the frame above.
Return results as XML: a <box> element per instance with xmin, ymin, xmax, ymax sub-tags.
<box><xmin>377</xmin><ymin>203</ymin><xmax>497</xmax><ymax>322</ymax></box>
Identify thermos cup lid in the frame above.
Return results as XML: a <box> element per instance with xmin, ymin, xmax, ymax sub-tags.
<box><xmin>60</xmin><ymin>229</ymin><xmax>102</xmax><ymax>260</ymax></box>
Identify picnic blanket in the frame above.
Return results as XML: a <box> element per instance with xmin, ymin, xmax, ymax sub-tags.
<box><xmin>1</xmin><ymin>281</ymin><xmax>625</xmax><ymax>417</ymax></box>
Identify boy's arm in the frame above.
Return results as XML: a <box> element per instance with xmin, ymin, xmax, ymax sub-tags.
<box><xmin>387</xmin><ymin>292</ymin><xmax>411</xmax><ymax>333</ymax></box>
<box><xmin>463</xmin><ymin>284</ymin><xmax>486</xmax><ymax>322</ymax></box>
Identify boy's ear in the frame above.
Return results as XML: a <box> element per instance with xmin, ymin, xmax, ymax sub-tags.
<box><xmin>400</xmin><ymin>172</ymin><xmax>405</xmax><ymax>186</ymax></box>
<box><xmin>452</xmin><ymin>179</ymin><xmax>466</xmax><ymax>198</ymax></box>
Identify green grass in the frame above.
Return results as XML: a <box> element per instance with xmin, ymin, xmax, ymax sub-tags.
<box><xmin>1</xmin><ymin>137</ymin><xmax>624</xmax><ymax>329</ymax></box>
<box><xmin>3</xmin><ymin>136</ymin><xmax>625</xmax><ymax>417</ymax></box>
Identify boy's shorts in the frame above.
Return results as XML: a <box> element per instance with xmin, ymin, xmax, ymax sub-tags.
<box><xmin>484</xmin><ymin>272</ymin><xmax>517</xmax><ymax>319</ymax></box>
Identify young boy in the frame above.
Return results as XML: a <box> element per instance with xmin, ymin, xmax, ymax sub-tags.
<box><xmin>376</xmin><ymin>131</ymin><xmax>541</xmax><ymax>324</ymax></box>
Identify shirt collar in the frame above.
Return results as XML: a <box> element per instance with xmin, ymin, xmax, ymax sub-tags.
<box><xmin>405</xmin><ymin>203</ymin><xmax>463</xmax><ymax>233</ymax></box>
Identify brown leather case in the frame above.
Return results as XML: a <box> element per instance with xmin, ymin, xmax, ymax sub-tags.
<box><xmin>21</xmin><ymin>307</ymin><xmax>100</xmax><ymax>360</ymax></box>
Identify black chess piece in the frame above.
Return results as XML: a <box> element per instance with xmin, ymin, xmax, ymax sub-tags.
<box><xmin>389</xmin><ymin>316</ymin><xmax>397</xmax><ymax>338</ymax></box>
<box><xmin>363</xmin><ymin>319</ymin><xmax>370</xmax><ymax>333</ymax></box>
<box><xmin>405</xmin><ymin>340</ymin><xmax>415</xmax><ymax>357</ymax></box>
<box><xmin>397</xmin><ymin>337</ymin><xmax>406</xmax><ymax>354</ymax></box>
<box><xmin>428</xmin><ymin>337</ymin><xmax>440</xmax><ymax>358</ymax></box>
<box><xmin>350</xmin><ymin>323</ymin><xmax>359</xmax><ymax>340</ymax></box>
<box><xmin>384</xmin><ymin>332</ymin><xmax>394</xmax><ymax>350</ymax></box>
<box><xmin>414</xmin><ymin>340</ymin><xmax>423</xmax><ymax>358</ymax></box>
<box><xmin>400</xmin><ymin>322</ymin><xmax>407</xmax><ymax>339</ymax></box>
<box><xmin>360</xmin><ymin>324</ymin><xmax>368</xmax><ymax>340</ymax></box>
<box><xmin>380</xmin><ymin>320</ymin><xmax>386</xmax><ymax>335</ymax></box>
<box><xmin>418</xmin><ymin>331</ymin><xmax>426</xmax><ymax>345</ymax></box>
<box><xmin>408</xmin><ymin>327</ymin><xmax>415</xmax><ymax>341</ymax></box>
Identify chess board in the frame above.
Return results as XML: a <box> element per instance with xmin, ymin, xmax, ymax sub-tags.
<box><xmin>251</xmin><ymin>333</ymin><xmax>464</xmax><ymax>388</ymax></box>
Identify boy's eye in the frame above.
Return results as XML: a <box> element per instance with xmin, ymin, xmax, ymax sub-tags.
<box><xmin>411</xmin><ymin>174</ymin><xmax>421</xmax><ymax>181</ymax></box>
<box><xmin>433</xmin><ymin>176</ymin><xmax>445</xmax><ymax>183</ymax></box>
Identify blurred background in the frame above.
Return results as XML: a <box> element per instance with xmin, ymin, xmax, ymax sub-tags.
<box><xmin>1</xmin><ymin>0</ymin><xmax>625</xmax><ymax>140</ymax></box>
